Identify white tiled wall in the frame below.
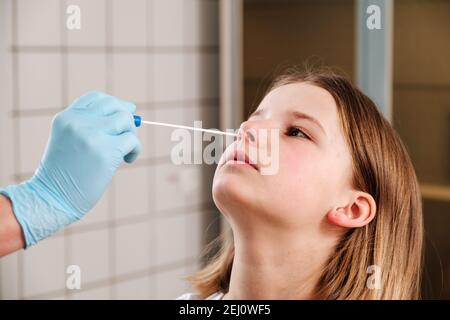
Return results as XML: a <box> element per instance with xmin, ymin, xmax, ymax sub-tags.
<box><xmin>0</xmin><ymin>0</ymin><xmax>220</xmax><ymax>299</ymax></box>
<box><xmin>114</xmin><ymin>276</ymin><xmax>151</xmax><ymax>300</ymax></box>
<box><xmin>115</xmin><ymin>222</ymin><xmax>153</xmax><ymax>275</ymax></box>
<box><xmin>112</xmin><ymin>53</ymin><xmax>149</xmax><ymax>102</ymax></box>
<box><xmin>18</xmin><ymin>53</ymin><xmax>63</xmax><ymax>111</ymax></box>
<box><xmin>18</xmin><ymin>114</ymin><xmax>53</xmax><ymax>174</ymax></box>
<box><xmin>16</xmin><ymin>0</ymin><xmax>61</xmax><ymax>46</ymax></box>
<box><xmin>114</xmin><ymin>167</ymin><xmax>150</xmax><ymax>220</ymax></box>
<box><xmin>22</xmin><ymin>237</ymin><xmax>66</xmax><ymax>297</ymax></box>
<box><xmin>66</xmin><ymin>0</ymin><xmax>106</xmax><ymax>46</ymax></box>
<box><xmin>112</xmin><ymin>0</ymin><xmax>148</xmax><ymax>47</ymax></box>
<box><xmin>68</xmin><ymin>229</ymin><xmax>111</xmax><ymax>284</ymax></box>
<box><xmin>67</xmin><ymin>53</ymin><xmax>107</xmax><ymax>103</ymax></box>
<box><xmin>151</xmin><ymin>53</ymin><xmax>185</xmax><ymax>102</ymax></box>
<box><xmin>152</xmin><ymin>265</ymin><xmax>190</xmax><ymax>299</ymax></box>
<box><xmin>152</xmin><ymin>0</ymin><xmax>185</xmax><ymax>47</ymax></box>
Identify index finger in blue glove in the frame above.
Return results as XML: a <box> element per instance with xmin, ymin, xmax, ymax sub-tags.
<box><xmin>68</xmin><ymin>91</ymin><xmax>108</xmax><ymax>109</ymax></box>
<box><xmin>104</xmin><ymin>110</ymin><xmax>136</xmax><ymax>135</ymax></box>
<box><xmin>90</xmin><ymin>95</ymin><xmax>136</xmax><ymax>116</ymax></box>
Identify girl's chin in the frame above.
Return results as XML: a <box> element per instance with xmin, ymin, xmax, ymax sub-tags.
<box><xmin>212</xmin><ymin>175</ymin><xmax>258</xmax><ymax>208</ymax></box>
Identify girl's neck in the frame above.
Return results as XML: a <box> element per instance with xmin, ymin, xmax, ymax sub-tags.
<box><xmin>222</xmin><ymin>226</ymin><xmax>336</xmax><ymax>300</ymax></box>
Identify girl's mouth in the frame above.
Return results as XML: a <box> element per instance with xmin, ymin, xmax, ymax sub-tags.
<box><xmin>224</xmin><ymin>149</ymin><xmax>259</xmax><ymax>171</ymax></box>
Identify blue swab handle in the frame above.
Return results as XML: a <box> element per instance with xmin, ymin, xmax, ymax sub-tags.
<box><xmin>133</xmin><ymin>115</ymin><xmax>142</xmax><ymax>127</ymax></box>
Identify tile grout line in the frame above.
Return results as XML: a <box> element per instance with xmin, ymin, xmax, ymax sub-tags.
<box><xmin>183</xmin><ymin>0</ymin><xmax>193</xmax><ymax>281</ymax></box>
<box><xmin>48</xmin><ymin>201</ymin><xmax>217</xmax><ymax>236</ymax></box>
<box><xmin>11</xmin><ymin>0</ymin><xmax>25</xmax><ymax>300</ymax></box>
<box><xmin>11</xmin><ymin>97</ymin><xmax>220</xmax><ymax>117</ymax></box>
<box><xmin>49</xmin><ymin>202</ymin><xmax>217</xmax><ymax>252</ymax></box>
<box><xmin>146</xmin><ymin>0</ymin><xmax>156</xmax><ymax>299</ymax></box>
<box><xmin>61</xmin><ymin>0</ymin><xmax>71</xmax><ymax>299</ymax></box>
<box><xmin>14</xmin><ymin>152</ymin><xmax>227</xmax><ymax>184</ymax></box>
<box><xmin>9</xmin><ymin>45</ymin><xmax>219</xmax><ymax>54</ymax></box>
<box><xmin>105</xmin><ymin>0</ymin><xmax>116</xmax><ymax>301</ymax></box>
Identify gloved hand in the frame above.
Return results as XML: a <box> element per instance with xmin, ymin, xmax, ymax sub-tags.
<box><xmin>0</xmin><ymin>91</ymin><xmax>141</xmax><ymax>248</ymax></box>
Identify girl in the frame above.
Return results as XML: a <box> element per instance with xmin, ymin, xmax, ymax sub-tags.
<box><xmin>179</xmin><ymin>67</ymin><xmax>424</xmax><ymax>300</ymax></box>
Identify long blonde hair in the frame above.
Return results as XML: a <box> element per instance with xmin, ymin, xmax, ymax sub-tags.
<box><xmin>187</xmin><ymin>67</ymin><xmax>424</xmax><ymax>299</ymax></box>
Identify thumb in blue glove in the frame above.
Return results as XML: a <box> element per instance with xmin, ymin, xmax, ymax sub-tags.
<box><xmin>0</xmin><ymin>91</ymin><xmax>141</xmax><ymax>248</ymax></box>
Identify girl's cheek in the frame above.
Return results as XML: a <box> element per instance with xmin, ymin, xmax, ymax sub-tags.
<box><xmin>281</xmin><ymin>145</ymin><xmax>311</xmax><ymax>171</ymax></box>
<box><xmin>281</xmin><ymin>153</ymin><xmax>299</xmax><ymax>173</ymax></box>
<box><xmin>280</xmin><ymin>146</ymin><xmax>325</xmax><ymax>189</ymax></box>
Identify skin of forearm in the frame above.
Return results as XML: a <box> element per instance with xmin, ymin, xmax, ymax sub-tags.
<box><xmin>0</xmin><ymin>194</ymin><xmax>25</xmax><ymax>257</ymax></box>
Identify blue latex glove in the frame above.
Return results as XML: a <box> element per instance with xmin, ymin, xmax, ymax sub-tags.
<box><xmin>0</xmin><ymin>91</ymin><xmax>141</xmax><ymax>248</ymax></box>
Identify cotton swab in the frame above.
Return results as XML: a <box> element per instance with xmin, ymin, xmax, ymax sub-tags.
<box><xmin>133</xmin><ymin>115</ymin><xmax>237</xmax><ymax>137</ymax></box>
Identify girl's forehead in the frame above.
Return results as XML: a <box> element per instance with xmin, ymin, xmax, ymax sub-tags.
<box><xmin>258</xmin><ymin>83</ymin><xmax>339</xmax><ymax>126</ymax></box>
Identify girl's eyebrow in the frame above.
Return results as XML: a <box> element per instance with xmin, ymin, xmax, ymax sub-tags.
<box><xmin>249</xmin><ymin>108</ymin><xmax>327</xmax><ymax>137</ymax></box>
<box><xmin>290</xmin><ymin>110</ymin><xmax>327</xmax><ymax>137</ymax></box>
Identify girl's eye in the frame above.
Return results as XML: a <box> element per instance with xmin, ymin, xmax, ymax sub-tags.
<box><xmin>286</xmin><ymin>126</ymin><xmax>310</xmax><ymax>140</ymax></box>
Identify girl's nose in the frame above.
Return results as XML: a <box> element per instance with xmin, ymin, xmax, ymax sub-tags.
<box><xmin>239</xmin><ymin>119</ymin><xmax>278</xmax><ymax>143</ymax></box>
<box><xmin>238</xmin><ymin>121</ymin><xmax>257</xmax><ymax>143</ymax></box>
<box><xmin>238</xmin><ymin>119</ymin><xmax>279</xmax><ymax>149</ymax></box>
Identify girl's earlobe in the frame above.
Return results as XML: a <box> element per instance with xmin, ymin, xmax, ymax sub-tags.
<box><xmin>327</xmin><ymin>209</ymin><xmax>353</xmax><ymax>228</ymax></box>
<box><xmin>327</xmin><ymin>192</ymin><xmax>377</xmax><ymax>228</ymax></box>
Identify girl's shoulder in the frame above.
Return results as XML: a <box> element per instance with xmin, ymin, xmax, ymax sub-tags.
<box><xmin>176</xmin><ymin>292</ymin><xmax>224</xmax><ymax>300</ymax></box>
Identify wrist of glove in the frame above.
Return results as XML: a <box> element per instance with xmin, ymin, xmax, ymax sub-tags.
<box><xmin>0</xmin><ymin>177</ymin><xmax>80</xmax><ymax>248</ymax></box>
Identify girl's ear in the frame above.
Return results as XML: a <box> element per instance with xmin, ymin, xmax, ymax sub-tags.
<box><xmin>327</xmin><ymin>192</ymin><xmax>377</xmax><ymax>228</ymax></box>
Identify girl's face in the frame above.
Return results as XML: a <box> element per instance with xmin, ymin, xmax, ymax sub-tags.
<box><xmin>213</xmin><ymin>82</ymin><xmax>354</xmax><ymax>232</ymax></box>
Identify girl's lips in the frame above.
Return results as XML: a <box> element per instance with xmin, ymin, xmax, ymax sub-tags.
<box><xmin>223</xmin><ymin>149</ymin><xmax>259</xmax><ymax>171</ymax></box>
